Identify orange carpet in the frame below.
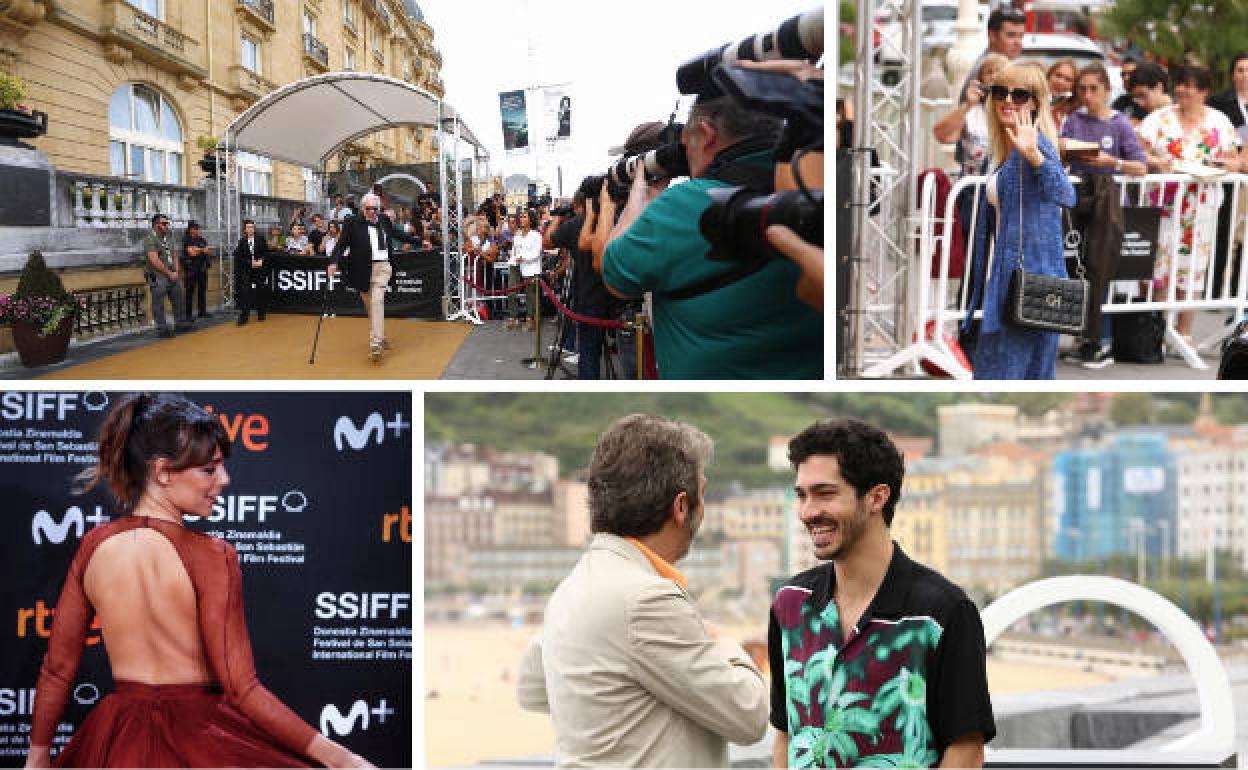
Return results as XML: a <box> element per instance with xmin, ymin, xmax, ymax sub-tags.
<box><xmin>42</xmin><ymin>315</ymin><xmax>472</xmax><ymax>380</ymax></box>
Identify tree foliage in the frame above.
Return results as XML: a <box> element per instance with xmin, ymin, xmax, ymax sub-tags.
<box><xmin>1099</xmin><ymin>0</ymin><xmax>1248</xmax><ymax>90</ymax></box>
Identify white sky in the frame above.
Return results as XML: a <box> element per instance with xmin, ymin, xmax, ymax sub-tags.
<box><xmin>422</xmin><ymin>0</ymin><xmax>823</xmax><ymax>197</ymax></box>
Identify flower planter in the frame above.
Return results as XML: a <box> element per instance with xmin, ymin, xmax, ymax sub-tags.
<box><xmin>0</xmin><ymin>109</ymin><xmax>48</xmax><ymax>148</ymax></box>
<box><xmin>11</xmin><ymin>316</ymin><xmax>72</xmax><ymax>367</ymax></box>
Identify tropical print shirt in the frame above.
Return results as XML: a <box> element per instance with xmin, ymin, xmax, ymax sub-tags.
<box><xmin>768</xmin><ymin>544</ymin><xmax>996</xmax><ymax>768</ymax></box>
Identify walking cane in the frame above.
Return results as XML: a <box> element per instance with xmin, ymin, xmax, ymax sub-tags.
<box><xmin>308</xmin><ymin>273</ymin><xmax>336</xmax><ymax>365</ymax></box>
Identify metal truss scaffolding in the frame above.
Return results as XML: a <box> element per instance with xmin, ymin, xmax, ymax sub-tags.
<box><xmin>844</xmin><ymin>0</ymin><xmax>923</xmax><ymax>377</ymax></box>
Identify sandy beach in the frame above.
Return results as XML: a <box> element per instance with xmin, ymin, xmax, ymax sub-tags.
<box><xmin>424</xmin><ymin>623</ymin><xmax>1115</xmax><ymax>768</ymax></box>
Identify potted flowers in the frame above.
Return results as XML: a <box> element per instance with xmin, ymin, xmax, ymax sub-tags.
<box><xmin>0</xmin><ymin>72</ymin><xmax>47</xmax><ymax>148</ymax></box>
<box><xmin>1</xmin><ymin>251</ymin><xmax>83</xmax><ymax>367</ymax></box>
<box><xmin>197</xmin><ymin>135</ymin><xmax>220</xmax><ymax>175</ymax></box>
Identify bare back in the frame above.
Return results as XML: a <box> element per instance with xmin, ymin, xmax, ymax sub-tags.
<box><xmin>31</xmin><ymin>516</ymin><xmax>318</xmax><ymax>756</ymax></box>
<box><xmin>83</xmin><ymin>527</ymin><xmax>212</xmax><ymax>684</ymax></box>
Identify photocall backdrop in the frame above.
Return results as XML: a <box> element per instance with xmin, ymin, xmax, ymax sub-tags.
<box><xmin>266</xmin><ymin>252</ymin><xmax>445</xmax><ymax>318</ymax></box>
<box><xmin>0</xmin><ymin>391</ymin><xmax>413</xmax><ymax>768</ymax></box>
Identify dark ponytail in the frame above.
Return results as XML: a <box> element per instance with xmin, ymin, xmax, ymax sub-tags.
<box><xmin>77</xmin><ymin>393</ymin><xmax>232</xmax><ymax>509</ymax></box>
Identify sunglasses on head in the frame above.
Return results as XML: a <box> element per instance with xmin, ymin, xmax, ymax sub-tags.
<box><xmin>987</xmin><ymin>85</ymin><xmax>1035</xmax><ymax>104</ymax></box>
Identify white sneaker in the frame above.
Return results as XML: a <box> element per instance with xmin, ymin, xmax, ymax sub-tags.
<box><xmin>1080</xmin><ymin>343</ymin><xmax>1115</xmax><ymax>369</ymax></box>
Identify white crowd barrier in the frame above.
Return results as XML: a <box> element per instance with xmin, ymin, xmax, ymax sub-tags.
<box><xmin>865</xmin><ymin>170</ymin><xmax>1248</xmax><ymax>378</ymax></box>
<box><xmin>461</xmin><ymin>255</ymin><xmax>519</xmax><ymax>322</ymax></box>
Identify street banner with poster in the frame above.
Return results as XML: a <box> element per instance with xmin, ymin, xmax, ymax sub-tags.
<box><xmin>544</xmin><ymin>86</ymin><xmax>572</xmax><ymax>149</ymax></box>
<box><xmin>499</xmin><ymin>90</ymin><xmax>529</xmax><ymax>154</ymax></box>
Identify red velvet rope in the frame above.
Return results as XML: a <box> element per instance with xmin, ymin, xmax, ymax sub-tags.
<box><xmin>537</xmin><ymin>279</ymin><xmax>629</xmax><ymax>330</ymax></box>
<box><xmin>461</xmin><ymin>270</ymin><xmax>534</xmax><ymax>296</ymax></box>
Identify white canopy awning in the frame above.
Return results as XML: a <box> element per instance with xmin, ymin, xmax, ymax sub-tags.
<box><xmin>224</xmin><ymin>72</ymin><xmax>487</xmax><ymax>168</ymax></box>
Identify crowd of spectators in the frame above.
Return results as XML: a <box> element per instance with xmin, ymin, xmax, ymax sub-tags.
<box><xmin>934</xmin><ymin>21</ymin><xmax>1248</xmax><ymax>377</ymax></box>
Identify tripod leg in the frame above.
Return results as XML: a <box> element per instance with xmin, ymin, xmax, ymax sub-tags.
<box><xmin>544</xmin><ymin>307</ymin><xmax>567</xmax><ymax>380</ymax></box>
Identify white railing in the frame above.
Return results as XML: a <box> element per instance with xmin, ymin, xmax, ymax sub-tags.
<box><xmin>66</xmin><ymin>176</ymin><xmax>194</xmax><ymax>230</ymax></box>
<box><xmin>865</xmin><ymin>171</ymin><xmax>1248</xmax><ymax>378</ymax></box>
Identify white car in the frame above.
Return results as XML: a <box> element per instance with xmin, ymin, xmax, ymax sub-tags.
<box><xmin>1020</xmin><ymin>33</ymin><xmax>1124</xmax><ymax>99</ymax></box>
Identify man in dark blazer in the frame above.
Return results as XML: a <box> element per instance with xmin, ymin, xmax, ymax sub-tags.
<box><xmin>1208</xmin><ymin>53</ymin><xmax>1248</xmax><ymax>298</ymax></box>
<box><xmin>233</xmin><ymin>218</ymin><xmax>270</xmax><ymax>325</ymax></box>
<box><xmin>328</xmin><ymin>192</ymin><xmax>418</xmax><ymax>362</ymax></box>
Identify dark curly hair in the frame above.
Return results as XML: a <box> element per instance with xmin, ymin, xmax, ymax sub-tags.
<box><xmin>787</xmin><ymin>418</ymin><xmax>904</xmax><ymax>526</ymax></box>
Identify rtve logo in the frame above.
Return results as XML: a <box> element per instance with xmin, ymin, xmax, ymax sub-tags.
<box><xmin>276</xmin><ymin>269</ymin><xmax>342</xmax><ymax>293</ymax></box>
<box><xmin>32</xmin><ymin>505</ymin><xmax>111</xmax><ymax>545</ymax></box>
<box><xmin>334</xmin><ymin>412</ymin><xmax>410</xmax><ymax>452</ymax></box>
<box><xmin>315</xmin><ymin>592</ymin><xmax>410</xmax><ymax>620</ymax></box>
<box><xmin>318</xmin><ymin>698</ymin><xmax>394</xmax><ymax>737</ymax></box>
<box><xmin>16</xmin><ymin>601</ymin><xmax>102</xmax><ymax>645</ymax></box>
<box><xmin>0</xmin><ymin>391</ymin><xmax>109</xmax><ymax>422</ymax></box>
<box><xmin>381</xmin><ymin>506</ymin><xmax>411</xmax><ymax>543</ymax></box>
<box><xmin>203</xmin><ymin>405</ymin><xmax>270</xmax><ymax>452</ymax></box>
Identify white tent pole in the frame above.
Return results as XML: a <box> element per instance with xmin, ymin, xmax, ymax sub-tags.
<box><xmin>453</xmin><ymin>117</ymin><xmax>467</xmax><ymax>319</ymax></box>
<box><xmin>437</xmin><ymin>101</ymin><xmax>452</xmax><ymax>321</ymax></box>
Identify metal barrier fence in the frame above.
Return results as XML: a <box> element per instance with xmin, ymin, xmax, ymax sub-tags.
<box><xmin>461</xmin><ymin>256</ymin><xmax>519</xmax><ymax>321</ymax></box>
<box><xmin>865</xmin><ymin>171</ymin><xmax>1248</xmax><ymax>378</ymax></box>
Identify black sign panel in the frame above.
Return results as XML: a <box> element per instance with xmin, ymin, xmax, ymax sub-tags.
<box><xmin>268</xmin><ymin>252</ymin><xmax>444</xmax><ymax>319</ymax></box>
<box><xmin>0</xmin><ymin>391</ymin><xmax>412</xmax><ymax>768</ymax></box>
<box><xmin>1116</xmin><ymin>207</ymin><xmax>1164</xmax><ymax>281</ymax></box>
<box><xmin>0</xmin><ymin>167</ymin><xmax>50</xmax><ymax>227</ymax></box>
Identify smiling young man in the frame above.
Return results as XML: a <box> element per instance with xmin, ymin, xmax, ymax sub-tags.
<box><xmin>768</xmin><ymin>419</ymin><xmax>996</xmax><ymax>768</ymax></box>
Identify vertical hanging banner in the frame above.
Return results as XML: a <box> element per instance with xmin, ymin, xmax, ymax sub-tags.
<box><xmin>0</xmin><ymin>391</ymin><xmax>413</xmax><ymax>768</ymax></box>
<box><xmin>545</xmin><ymin>86</ymin><xmax>572</xmax><ymax>149</ymax></box>
<box><xmin>499</xmin><ymin>90</ymin><xmax>529</xmax><ymax>155</ymax></box>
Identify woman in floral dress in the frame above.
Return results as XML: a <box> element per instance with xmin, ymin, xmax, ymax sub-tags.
<box><xmin>1138</xmin><ymin>63</ymin><xmax>1244</xmax><ymax>342</ymax></box>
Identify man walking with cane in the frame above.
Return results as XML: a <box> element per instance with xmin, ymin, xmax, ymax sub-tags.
<box><xmin>328</xmin><ymin>192</ymin><xmax>397</xmax><ymax>363</ymax></box>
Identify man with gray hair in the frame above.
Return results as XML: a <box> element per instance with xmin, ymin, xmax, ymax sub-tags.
<box><xmin>598</xmin><ymin>96</ymin><xmax>823</xmax><ymax>379</ymax></box>
<box><xmin>517</xmin><ymin>414</ymin><xmax>769</xmax><ymax>767</ymax></box>
<box><xmin>328</xmin><ymin>191</ymin><xmax>398</xmax><ymax>362</ymax></box>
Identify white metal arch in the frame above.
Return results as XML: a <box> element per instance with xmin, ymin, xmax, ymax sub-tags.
<box><xmin>982</xmin><ymin>576</ymin><xmax>1235</xmax><ymax>765</ymax></box>
<box><xmin>373</xmin><ymin>173</ymin><xmax>428</xmax><ymax>194</ymax></box>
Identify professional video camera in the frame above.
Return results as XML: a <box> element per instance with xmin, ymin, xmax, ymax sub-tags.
<box><xmin>676</xmin><ymin>8</ymin><xmax>824</xmax><ymax>263</ymax></box>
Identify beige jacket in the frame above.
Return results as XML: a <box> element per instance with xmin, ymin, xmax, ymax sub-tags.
<box><xmin>517</xmin><ymin>533</ymin><xmax>769</xmax><ymax>768</ymax></box>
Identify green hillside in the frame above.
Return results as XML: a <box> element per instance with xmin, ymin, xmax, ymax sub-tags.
<box><xmin>425</xmin><ymin>392</ymin><xmax>1077</xmax><ymax>488</ymax></box>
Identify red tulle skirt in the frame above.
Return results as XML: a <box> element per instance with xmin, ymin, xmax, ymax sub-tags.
<box><xmin>53</xmin><ymin>681</ymin><xmax>313</xmax><ymax>768</ymax></box>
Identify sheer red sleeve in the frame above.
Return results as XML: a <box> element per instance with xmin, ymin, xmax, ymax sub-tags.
<box><xmin>30</xmin><ymin>537</ymin><xmax>96</xmax><ymax>748</ymax></box>
<box><xmin>196</xmin><ymin>540</ymin><xmax>317</xmax><ymax>756</ymax></box>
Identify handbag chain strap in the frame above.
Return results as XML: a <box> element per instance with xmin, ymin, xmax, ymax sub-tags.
<box><xmin>1015</xmin><ymin>156</ymin><xmax>1087</xmax><ymax>281</ymax></box>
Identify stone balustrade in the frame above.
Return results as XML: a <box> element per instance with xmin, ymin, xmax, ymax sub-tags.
<box><xmin>59</xmin><ymin>174</ymin><xmax>196</xmax><ymax>230</ymax></box>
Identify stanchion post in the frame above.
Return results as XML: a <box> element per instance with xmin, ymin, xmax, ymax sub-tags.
<box><xmin>635</xmin><ymin>312</ymin><xmax>645</xmax><ymax>380</ymax></box>
<box><xmin>532</xmin><ymin>280</ymin><xmax>543</xmax><ymax>363</ymax></box>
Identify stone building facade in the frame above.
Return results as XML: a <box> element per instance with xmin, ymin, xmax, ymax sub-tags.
<box><xmin>0</xmin><ymin>0</ymin><xmax>447</xmax><ymax>354</ymax></box>
<box><xmin>1</xmin><ymin>0</ymin><xmax>444</xmax><ymax>194</ymax></box>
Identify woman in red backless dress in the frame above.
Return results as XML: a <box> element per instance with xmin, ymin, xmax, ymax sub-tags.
<box><xmin>25</xmin><ymin>394</ymin><xmax>372</xmax><ymax>769</ymax></box>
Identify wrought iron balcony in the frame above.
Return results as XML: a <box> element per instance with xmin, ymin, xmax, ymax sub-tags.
<box><xmin>303</xmin><ymin>33</ymin><xmax>329</xmax><ymax>68</ymax></box>
<box><xmin>237</xmin><ymin>0</ymin><xmax>275</xmax><ymax>29</ymax></box>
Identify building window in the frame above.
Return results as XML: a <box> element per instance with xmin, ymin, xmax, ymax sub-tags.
<box><xmin>241</xmin><ymin>36</ymin><xmax>261</xmax><ymax>73</ymax></box>
<box><xmin>304</xmin><ymin>12</ymin><xmax>317</xmax><ymax>37</ymax></box>
<box><xmin>237</xmin><ymin>151</ymin><xmax>273</xmax><ymax>196</ymax></box>
<box><xmin>344</xmin><ymin>48</ymin><xmax>356</xmax><ymax>70</ymax></box>
<box><xmin>344</xmin><ymin>0</ymin><xmax>354</xmax><ymax>25</ymax></box>
<box><xmin>128</xmin><ymin>0</ymin><xmax>161</xmax><ymax>18</ymax></box>
<box><xmin>108</xmin><ymin>83</ymin><xmax>183</xmax><ymax>184</ymax></box>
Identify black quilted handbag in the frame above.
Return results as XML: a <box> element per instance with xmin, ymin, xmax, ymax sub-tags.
<box><xmin>1003</xmin><ymin>179</ymin><xmax>1089</xmax><ymax>335</ymax></box>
